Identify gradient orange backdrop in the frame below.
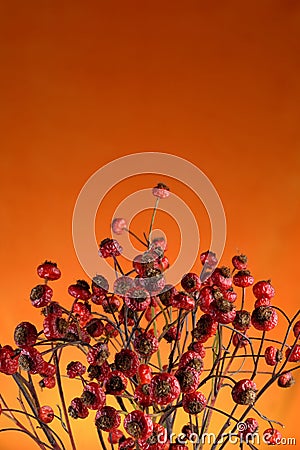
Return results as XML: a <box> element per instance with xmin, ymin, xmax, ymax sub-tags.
<box><xmin>0</xmin><ymin>1</ymin><xmax>300</xmax><ymax>449</ymax></box>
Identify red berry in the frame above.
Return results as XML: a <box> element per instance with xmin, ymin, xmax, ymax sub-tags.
<box><xmin>285</xmin><ymin>344</ymin><xmax>300</xmax><ymax>362</ymax></box>
<box><xmin>87</xmin><ymin>342</ymin><xmax>110</xmax><ymax>366</ymax></box>
<box><xmin>251</xmin><ymin>306</ymin><xmax>278</xmax><ymax>331</ymax></box>
<box><xmin>221</xmin><ymin>287</ymin><xmax>237</xmax><ymax>303</ymax></box>
<box><xmin>108</xmin><ymin>429</ymin><xmax>124</xmax><ymax>445</ymax></box>
<box><xmin>30</xmin><ymin>284</ymin><xmax>53</xmax><ymax>308</ymax></box>
<box><xmin>232</xmin><ymin>332</ymin><xmax>249</xmax><ymax>348</ymax></box>
<box><xmin>68</xmin><ymin>280</ymin><xmax>91</xmax><ymax>300</ymax></box>
<box><xmin>150</xmin><ymin>373</ymin><xmax>181</xmax><ymax>405</ymax></box>
<box><xmin>102</xmin><ymin>295</ymin><xmax>121</xmax><ymax>313</ymax></box>
<box><xmin>73</xmin><ymin>301</ymin><xmax>92</xmax><ymax>326</ymax></box>
<box><xmin>0</xmin><ymin>345</ymin><xmax>19</xmax><ymax>375</ymax></box>
<box><xmin>163</xmin><ymin>326</ymin><xmax>181</xmax><ymax>343</ymax></box>
<box><xmin>200</xmin><ymin>250</ymin><xmax>218</xmax><ymax>268</ymax></box>
<box><xmin>160</xmin><ymin>256</ymin><xmax>169</xmax><ymax>271</ymax></box>
<box><xmin>263</xmin><ymin>428</ymin><xmax>282</xmax><ymax>445</ymax></box>
<box><xmin>211</xmin><ymin>267</ymin><xmax>232</xmax><ymax>290</ymax></box>
<box><xmin>99</xmin><ymin>238</ymin><xmax>122</xmax><ymax>258</ymax></box>
<box><xmin>158</xmin><ymin>285</ymin><xmax>177</xmax><ymax>307</ymax></box>
<box><xmin>169</xmin><ymin>445</ymin><xmax>188</xmax><ymax>450</ymax></box>
<box><xmin>112</xmin><ymin>218</ymin><xmax>127</xmax><ymax>235</ymax></box>
<box><xmin>181</xmin><ymin>273</ymin><xmax>201</xmax><ymax>293</ymax></box>
<box><xmin>172</xmin><ymin>292</ymin><xmax>195</xmax><ymax>311</ymax></box>
<box><xmin>115</xmin><ymin>349</ymin><xmax>140</xmax><ymax>378</ymax></box>
<box><xmin>124</xmin><ymin>288</ymin><xmax>151</xmax><ymax>312</ymax></box>
<box><xmin>18</xmin><ymin>346</ymin><xmax>45</xmax><ymax>374</ymax></box>
<box><xmin>264</xmin><ymin>346</ymin><xmax>282</xmax><ymax>366</ymax></box>
<box><xmin>254</xmin><ymin>298</ymin><xmax>271</xmax><ymax>308</ymax></box>
<box><xmin>86</xmin><ymin>318</ymin><xmax>104</xmax><ymax>338</ymax></box>
<box><xmin>37</xmin><ymin>261</ymin><xmax>61</xmax><ymax>281</ymax></box>
<box><xmin>38</xmin><ymin>405</ymin><xmax>54</xmax><ymax>424</ymax></box>
<box><xmin>95</xmin><ymin>406</ymin><xmax>121</xmax><ymax>431</ymax></box>
<box><xmin>39</xmin><ymin>361</ymin><xmax>56</xmax><ymax>377</ymax></box>
<box><xmin>67</xmin><ymin>361</ymin><xmax>86</xmax><ymax>379</ymax></box>
<box><xmin>179</xmin><ymin>350</ymin><xmax>204</xmax><ymax>373</ymax></box>
<box><xmin>134</xmin><ymin>330</ymin><xmax>159</xmax><ymax>358</ymax></box>
<box><xmin>150</xmin><ymin>237</ymin><xmax>167</xmax><ymax>252</ymax></box>
<box><xmin>175</xmin><ymin>366</ymin><xmax>200</xmax><ymax>394</ymax></box>
<box><xmin>92</xmin><ymin>274</ymin><xmax>109</xmax><ymax>297</ymax></box>
<box><xmin>87</xmin><ymin>361</ymin><xmax>111</xmax><ymax>383</ymax></box>
<box><xmin>138</xmin><ymin>365</ymin><xmax>152</xmax><ymax>385</ymax></box>
<box><xmin>14</xmin><ymin>322</ymin><xmax>38</xmax><ymax>347</ymax></box>
<box><xmin>198</xmin><ymin>286</ymin><xmax>214</xmax><ymax>313</ymax></box>
<box><xmin>252</xmin><ymin>280</ymin><xmax>275</xmax><ymax>300</ymax></box>
<box><xmin>277</xmin><ymin>371</ymin><xmax>295</xmax><ymax>388</ymax></box>
<box><xmin>187</xmin><ymin>342</ymin><xmax>206</xmax><ymax>358</ymax></box>
<box><xmin>64</xmin><ymin>322</ymin><xmax>91</xmax><ymax>344</ymax></box>
<box><xmin>124</xmin><ymin>410</ymin><xmax>153</xmax><ymax>439</ymax></box>
<box><xmin>233</xmin><ymin>270</ymin><xmax>254</xmax><ymax>288</ymax></box>
<box><xmin>238</xmin><ymin>417</ymin><xmax>258</xmax><ymax>440</ymax></box>
<box><xmin>118</xmin><ymin>305</ymin><xmax>136</xmax><ymax>326</ymax></box>
<box><xmin>138</xmin><ymin>423</ymin><xmax>168</xmax><ymax>450</ymax></box>
<box><xmin>113</xmin><ymin>276</ymin><xmax>134</xmax><ymax>297</ymax></box>
<box><xmin>105</xmin><ymin>370</ymin><xmax>128</xmax><ymax>396</ymax></box>
<box><xmin>43</xmin><ymin>314</ymin><xmax>66</xmax><ymax>340</ymax></box>
<box><xmin>293</xmin><ymin>320</ymin><xmax>300</xmax><ymax>338</ymax></box>
<box><xmin>39</xmin><ymin>376</ymin><xmax>56</xmax><ymax>389</ymax></box>
<box><xmin>210</xmin><ymin>298</ymin><xmax>236</xmax><ymax>324</ymax></box>
<box><xmin>104</xmin><ymin>323</ymin><xmax>119</xmax><ymax>339</ymax></box>
<box><xmin>68</xmin><ymin>397</ymin><xmax>89</xmax><ymax>419</ymax></box>
<box><xmin>182</xmin><ymin>391</ymin><xmax>207</xmax><ymax>414</ymax></box>
<box><xmin>81</xmin><ymin>382</ymin><xmax>106</xmax><ymax>410</ymax></box>
<box><xmin>119</xmin><ymin>437</ymin><xmax>135</xmax><ymax>450</ymax></box>
<box><xmin>232</xmin><ymin>310</ymin><xmax>251</xmax><ymax>332</ymax></box>
<box><xmin>134</xmin><ymin>384</ymin><xmax>153</xmax><ymax>407</ymax></box>
<box><xmin>232</xmin><ymin>254</ymin><xmax>248</xmax><ymax>271</ymax></box>
<box><xmin>192</xmin><ymin>314</ymin><xmax>218</xmax><ymax>343</ymax></box>
<box><xmin>231</xmin><ymin>379</ymin><xmax>257</xmax><ymax>405</ymax></box>
<box><xmin>152</xmin><ymin>183</ymin><xmax>170</xmax><ymax>199</ymax></box>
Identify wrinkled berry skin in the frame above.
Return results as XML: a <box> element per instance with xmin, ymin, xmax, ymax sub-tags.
<box><xmin>125</xmin><ymin>288</ymin><xmax>151</xmax><ymax>312</ymax></box>
<box><xmin>0</xmin><ymin>345</ymin><xmax>19</xmax><ymax>375</ymax></box>
<box><xmin>233</xmin><ymin>270</ymin><xmax>254</xmax><ymax>288</ymax></box>
<box><xmin>14</xmin><ymin>322</ymin><xmax>38</xmax><ymax>347</ymax></box>
<box><xmin>233</xmin><ymin>310</ymin><xmax>251</xmax><ymax>332</ymax></box>
<box><xmin>95</xmin><ymin>406</ymin><xmax>121</xmax><ymax>431</ymax></box>
<box><xmin>112</xmin><ymin>218</ymin><xmax>127</xmax><ymax>235</ymax></box>
<box><xmin>178</xmin><ymin>350</ymin><xmax>203</xmax><ymax>373</ymax></box>
<box><xmin>254</xmin><ymin>298</ymin><xmax>271</xmax><ymax>308</ymax></box>
<box><xmin>81</xmin><ymin>382</ymin><xmax>106</xmax><ymax>410</ymax></box>
<box><xmin>133</xmin><ymin>331</ymin><xmax>159</xmax><ymax>358</ymax></box>
<box><xmin>39</xmin><ymin>376</ymin><xmax>56</xmax><ymax>389</ymax></box>
<box><xmin>38</xmin><ymin>405</ymin><xmax>54</xmax><ymax>423</ymax></box>
<box><xmin>150</xmin><ymin>373</ymin><xmax>181</xmax><ymax>406</ymax></box>
<box><xmin>68</xmin><ymin>397</ymin><xmax>89</xmax><ymax>419</ymax></box>
<box><xmin>67</xmin><ymin>361</ymin><xmax>86</xmax><ymax>379</ymax></box>
<box><xmin>231</xmin><ymin>379</ymin><xmax>257</xmax><ymax>405</ymax></box>
<box><xmin>285</xmin><ymin>344</ymin><xmax>300</xmax><ymax>362</ymax></box>
<box><xmin>238</xmin><ymin>417</ymin><xmax>258</xmax><ymax>440</ymax></box>
<box><xmin>68</xmin><ymin>280</ymin><xmax>91</xmax><ymax>300</ymax></box>
<box><xmin>263</xmin><ymin>428</ymin><xmax>282</xmax><ymax>445</ymax></box>
<box><xmin>182</xmin><ymin>391</ymin><xmax>207</xmax><ymax>414</ymax></box>
<box><xmin>115</xmin><ymin>349</ymin><xmax>140</xmax><ymax>378</ymax></box>
<box><xmin>138</xmin><ymin>423</ymin><xmax>169</xmax><ymax>450</ymax></box>
<box><xmin>200</xmin><ymin>250</ymin><xmax>218</xmax><ymax>268</ymax></box>
<box><xmin>181</xmin><ymin>273</ymin><xmax>201</xmax><ymax>293</ymax></box>
<box><xmin>251</xmin><ymin>306</ymin><xmax>278</xmax><ymax>331</ymax></box>
<box><xmin>105</xmin><ymin>371</ymin><xmax>128</xmax><ymax>395</ymax></box>
<box><xmin>232</xmin><ymin>332</ymin><xmax>249</xmax><ymax>348</ymax></box>
<box><xmin>277</xmin><ymin>371</ymin><xmax>295</xmax><ymax>388</ymax></box>
<box><xmin>232</xmin><ymin>254</ymin><xmax>248</xmax><ymax>271</ymax></box>
<box><xmin>92</xmin><ymin>274</ymin><xmax>109</xmax><ymax>297</ymax></box>
<box><xmin>86</xmin><ymin>318</ymin><xmax>104</xmax><ymax>338</ymax></box>
<box><xmin>134</xmin><ymin>384</ymin><xmax>153</xmax><ymax>407</ymax></box>
<box><xmin>192</xmin><ymin>314</ymin><xmax>218</xmax><ymax>343</ymax></box>
<box><xmin>175</xmin><ymin>366</ymin><xmax>200</xmax><ymax>394</ymax></box>
<box><xmin>99</xmin><ymin>238</ymin><xmax>122</xmax><ymax>258</ymax></box>
<box><xmin>264</xmin><ymin>346</ymin><xmax>282</xmax><ymax>366</ymax></box>
<box><xmin>30</xmin><ymin>284</ymin><xmax>53</xmax><ymax>308</ymax></box>
<box><xmin>252</xmin><ymin>280</ymin><xmax>275</xmax><ymax>300</ymax></box>
<box><xmin>163</xmin><ymin>325</ymin><xmax>181</xmax><ymax>343</ymax></box>
<box><xmin>158</xmin><ymin>285</ymin><xmax>177</xmax><ymax>307</ymax></box>
<box><xmin>124</xmin><ymin>410</ymin><xmax>153</xmax><ymax>440</ymax></box>
<box><xmin>18</xmin><ymin>346</ymin><xmax>45</xmax><ymax>374</ymax></box>
<box><xmin>152</xmin><ymin>183</ymin><xmax>170</xmax><ymax>199</ymax></box>
<box><xmin>210</xmin><ymin>267</ymin><xmax>232</xmax><ymax>290</ymax></box>
<box><xmin>172</xmin><ymin>292</ymin><xmax>195</xmax><ymax>311</ymax></box>
<box><xmin>108</xmin><ymin>429</ymin><xmax>124</xmax><ymax>445</ymax></box>
<box><xmin>37</xmin><ymin>261</ymin><xmax>61</xmax><ymax>281</ymax></box>
<box><xmin>210</xmin><ymin>299</ymin><xmax>236</xmax><ymax>324</ymax></box>
<box><xmin>138</xmin><ymin>364</ymin><xmax>152</xmax><ymax>385</ymax></box>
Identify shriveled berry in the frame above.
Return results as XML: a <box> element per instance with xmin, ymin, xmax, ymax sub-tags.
<box><xmin>163</xmin><ymin>325</ymin><xmax>181</xmax><ymax>343</ymax></box>
<box><xmin>285</xmin><ymin>345</ymin><xmax>300</xmax><ymax>362</ymax></box>
<box><xmin>113</xmin><ymin>276</ymin><xmax>134</xmax><ymax>297</ymax></box>
<box><xmin>211</xmin><ymin>267</ymin><xmax>232</xmax><ymax>290</ymax></box>
<box><xmin>67</xmin><ymin>361</ymin><xmax>86</xmax><ymax>379</ymax></box>
<box><xmin>99</xmin><ymin>238</ymin><xmax>122</xmax><ymax>258</ymax></box>
<box><xmin>39</xmin><ymin>361</ymin><xmax>56</xmax><ymax>378</ymax></box>
<box><xmin>172</xmin><ymin>292</ymin><xmax>195</xmax><ymax>311</ymax></box>
<box><xmin>179</xmin><ymin>350</ymin><xmax>204</xmax><ymax>373</ymax></box>
<box><xmin>233</xmin><ymin>310</ymin><xmax>251</xmax><ymax>332</ymax></box>
<box><xmin>87</xmin><ymin>361</ymin><xmax>111</xmax><ymax>382</ymax></box>
<box><xmin>134</xmin><ymin>330</ymin><xmax>159</xmax><ymax>358</ymax></box>
<box><xmin>112</xmin><ymin>218</ymin><xmax>127</xmax><ymax>235</ymax></box>
<box><xmin>152</xmin><ymin>183</ymin><xmax>170</xmax><ymax>199</ymax></box>
<box><xmin>125</xmin><ymin>288</ymin><xmax>151</xmax><ymax>312</ymax></box>
<box><xmin>105</xmin><ymin>370</ymin><xmax>128</xmax><ymax>395</ymax></box>
<box><xmin>73</xmin><ymin>301</ymin><xmax>92</xmax><ymax>326</ymax></box>
<box><xmin>119</xmin><ymin>437</ymin><xmax>135</xmax><ymax>450</ymax></box>
<box><xmin>138</xmin><ymin>365</ymin><xmax>152</xmax><ymax>385</ymax></box>
<box><xmin>81</xmin><ymin>382</ymin><xmax>106</xmax><ymax>410</ymax></box>
<box><xmin>182</xmin><ymin>391</ymin><xmax>207</xmax><ymax>414</ymax></box>
<box><xmin>0</xmin><ymin>345</ymin><xmax>19</xmax><ymax>375</ymax></box>
<box><xmin>14</xmin><ymin>322</ymin><xmax>38</xmax><ymax>347</ymax></box>
<box><xmin>181</xmin><ymin>273</ymin><xmax>201</xmax><ymax>293</ymax></box>
<box><xmin>150</xmin><ymin>373</ymin><xmax>181</xmax><ymax>405</ymax></box>
<box><xmin>37</xmin><ymin>261</ymin><xmax>61</xmax><ymax>281</ymax></box>
<box><xmin>192</xmin><ymin>314</ymin><xmax>218</xmax><ymax>343</ymax></box>
<box><xmin>92</xmin><ymin>274</ymin><xmax>109</xmax><ymax>297</ymax></box>
<box><xmin>124</xmin><ymin>410</ymin><xmax>153</xmax><ymax>439</ymax></box>
<box><xmin>38</xmin><ymin>405</ymin><xmax>54</xmax><ymax>424</ymax></box>
<box><xmin>39</xmin><ymin>376</ymin><xmax>56</xmax><ymax>389</ymax></box>
<box><xmin>231</xmin><ymin>379</ymin><xmax>257</xmax><ymax>405</ymax></box>
<box><xmin>254</xmin><ymin>298</ymin><xmax>271</xmax><ymax>308</ymax></box>
<box><xmin>43</xmin><ymin>314</ymin><xmax>67</xmax><ymax>340</ymax></box>
<box><xmin>233</xmin><ymin>270</ymin><xmax>254</xmax><ymax>288</ymax></box>
<box><xmin>68</xmin><ymin>397</ymin><xmax>89</xmax><ymax>419</ymax></box>
<box><xmin>87</xmin><ymin>342</ymin><xmax>110</xmax><ymax>365</ymax></box>
<box><xmin>68</xmin><ymin>280</ymin><xmax>91</xmax><ymax>300</ymax></box>
<box><xmin>175</xmin><ymin>366</ymin><xmax>200</xmax><ymax>394</ymax></box>
<box><xmin>187</xmin><ymin>342</ymin><xmax>206</xmax><ymax>358</ymax></box>
<box><xmin>108</xmin><ymin>429</ymin><xmax>124</xmax><ymax>445</ymax></box>
<box><xmin>114</xmin><ymin>349</ymin><xmax>140</xmax><ymax>378</ymax></box>
<box><xmin>200</xmin><ymin>250</ymin><xmax>218</xmax><ymax>268</ymax></box>
<box><xmin>86</xmin><ymin>318</ymin><xmax>104</xmax><ymax>338</ymax></box>
<box><xmin>134</xmin><ymin>384</ymin><xmax>153</xmax><ymax>407</ymax></box>
<box><xmin>30</xmin><ymin>284</ymin><xmax>53</xmax><ymax>308</ymax></box>
<box><xmin>263</xmin><ymin>428</ymin><xmax>282</xmax><ymax>445</ymax></box>
<box><xmin>238</xmin><ymin>417</ymin><xmax>258</xmax><ymax>440</ymax></box>
<box><xmin>96</xmin><ymin>406</ymin><xmax>121</xmax><ymax>431</ymax></box>
<box><xmin>253</xmin><ymin>280</ymin><xmax>275</xmax><ymax>300</ymax></box>
<box><xmin>102</xmin><ymin>295</ymin><xmax>121</xmax><ymax>314</ymax></box>
<box><xmin>18</xmin><ymin>346</ymin><xmax>45</xmax><ymax>374</ymax></box>
<box><xmin>104</xmin><ymin>323</ymin><xmax>119</xmax><ymax>339</ymax></box>
<box><xmin>158</xmin><ymin>284</ymin><xmax>177</xmax><ymax>307</ymax></box>
<box><xmin>138</xmin><ymin>422</ymin><xmax>168</xmax><ymax>450</ymax></box>
<box><xmin>232</xmin><ymin>332</ymin><xmax>249</xmax><ymax>348</ymax></box>
<box><xmin>232</xmin><ymin>254</ymin><xmax>248</xmax><ymax>271</ymax></box>
<box><xmin>264</xmin><ymin>346</ymin><xmax>282</xmax><ymax>366</ymax></box>
<box><xmin>251</xmin><ymin>306</ymin><xmax>278</xmax><ymax>331</ymax></box>
<box><xmin>277</xmin><ymin>371</ymin><xmax>295</xmax><ymax>388</ymax></box>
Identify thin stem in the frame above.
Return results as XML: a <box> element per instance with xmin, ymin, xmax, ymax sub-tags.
<box><xmin>125</xmin><ymin>228</ymin><xmax>148</xmax><ymax>247</ymax></box>
<box><xmin>148</xmin><ymin>197</ymin><xmax>159</xmax><ymax>246</ymax></box>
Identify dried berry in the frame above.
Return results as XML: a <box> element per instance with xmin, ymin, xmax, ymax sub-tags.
<box><xmin>150</xmin><ymin>373</ymin><xmax>181</xmax><ymax>405</ymax></box>
<box><xmin>251</xmin><ymin>306</ymin><xmax>278</xmax><ymax>331</ymax></box>
<box><xmin>182</xmin><ymin>391</ymin><xmax>207</xmax><ymax>414</ymax></box>
<box><xmin>38</xmin><ymin>405</ymin><xmax>54</xmax><ymax>424</ymax></box>
<box><xmin>231</xmin><ymin>379</ymin><xmax>257</xmax><ymax>405</ymax></box>
<box><xmin>37</xmin><ymin>261</ymin><xmax>61</xmax><ymax>281</ymax></box>
<box><xmin>95</xmin><ymin>406</ymin><xmax>121</xmax><ymax>431</ymax></box>
<box><xmin>124</xmin><ymin>410</ymin><xmax>153</xmax><ymax>439</ymax></box>
<box><xmin>30</xmin><ymin>284</ymin><xmax>53</xmax><ymax>308</ymax></box>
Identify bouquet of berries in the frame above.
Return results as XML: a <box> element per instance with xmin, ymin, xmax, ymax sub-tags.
<box><xmin>0</xmin><ymin>183</ymin><xmax>299</xmax><ymax>450</ymax></box>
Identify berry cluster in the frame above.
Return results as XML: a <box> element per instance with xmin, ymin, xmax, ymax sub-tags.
<box><xmin>0</xmin><ymin>183</ymin><xmax>299</xmax><ymax>450</ymax></box>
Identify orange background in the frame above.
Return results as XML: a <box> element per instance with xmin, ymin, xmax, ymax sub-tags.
<box><xmin>0</xmin><ymin>1</ymin><xmax>300</xmax><ymax>449</ymax></box>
